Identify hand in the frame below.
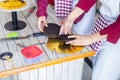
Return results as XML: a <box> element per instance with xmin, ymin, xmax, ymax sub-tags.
<box><xmin>59</xmin><ymin>19</ymin><xmax>74</xmax><ymax>35</ymax></box>
<box><xmin>66</xmin><ymin>34</ymin><xmax>93</xmax><ymax>46</ymax></box>
<box><xmin>59</xmin><ymin>7</ymin><xmax>84</xmax><ymax>35</ymax></box>
<box><xmin>37</xmin><ymin>16</ymin><xmax>47</xmax><ymax>32</ymax></box>
<box><xmin>66</xmin><ymin>32</ymin><xmax>108</xmax><ymax>46</ymax></box>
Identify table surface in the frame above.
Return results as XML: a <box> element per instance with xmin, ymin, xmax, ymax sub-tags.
<box><xmin>0</xmin><ymin>2</ymin><xmax>94</xmax><ymax>78</ymax></box>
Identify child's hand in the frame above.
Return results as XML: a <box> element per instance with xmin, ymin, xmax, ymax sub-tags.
<box><xmin>66</xmin><ymin>34</ymin><xmax>93</xmax><ymax>46</ymax></box>
<box><xmin>37</xmin><ymin>16</ymin><xmax>47</xmax><ymax>32</ymax></box>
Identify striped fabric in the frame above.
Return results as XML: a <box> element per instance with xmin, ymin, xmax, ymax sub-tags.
<box><xmin>56</xmin><ymin>0</ymin><xmax>72</xmax><ymax>19</ymax></box>
<box><xmin>90</xmin><ymin>14</ymin><xmax>110</xmax><ymax>53</ymax></box>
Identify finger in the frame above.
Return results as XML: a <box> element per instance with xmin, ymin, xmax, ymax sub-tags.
<box><xmin>39</xmin><ymin>27</ymin><xmax>44</xmax><ymax>32</ymax></box>
<box><xmin>38</xmin><ymin>20</ymin><xmax>44</xmax><ymax>32</ymax></box>
<box><xmin>67</xmin><ymin>28</ymin><xmax>72</xmax><ymax>34</ymax></box>
<box><xmin>65</xmin><ymin>40</ymin><xmax>76</xmax><ymax>45</ymax></box>
<box><xmin>43</xmin><ymin>18</ymin><xmax>48</xmax><ymax>27</ymax></box>
<box><xmin>59</xmin><ymin>26</ymin><xmax>64</xmax><ymax>35</ymax></box>
<box><xmin>68</xmin><ymin>35</ymin><xmax>77</xmax><ymax>38</ymax></box>
<box><xmin>69</xmin><ymin>35</ymin><xmax>82</xmax><ymax>39</ymax></box>
<box><xmin>65</xmin><ymin>22</ymin><xmax>72</xmax><ymax>34</ymax></box>
<box><xmin>65</xmin><ymin>27</ymin><xmax>68</xmax><ymax>34</ymax></box>
<box><xmin>64</xmin><ymin>27</ymin><xmax>68</xmax><ymax>34</ymax></box>
<box><xmin>38</xmin><ymin>19</ymin><xmax>41</xmax><ymax>29</ymax></box>
<box><xmin>66</xmin><ymin>40</ymin><xmax>81</xmax><ymax>46</ymax></box>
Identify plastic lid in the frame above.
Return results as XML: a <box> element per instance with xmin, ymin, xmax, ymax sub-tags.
<box><xmin>21</xmin><ymin>46</ymin><xmax>43</xmax><ymax>59</ymax></box>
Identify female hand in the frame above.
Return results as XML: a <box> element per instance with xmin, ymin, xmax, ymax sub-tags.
<box><xmin>66</xmin><ymin>34</ymin><xmax>93</xmax><ymax>46</ymax></box>
<box><xmin>59</xmin><ymin>19</ymin><xmax>74</xmax><ymax>35</ymax></box>
<box><xmin>37</xmin><ymin>16</ymin><xmax>47</xmax><ymax>32</ymax></box>
<box><xmin>59</xmin><ymin>7</ymin><xmax>84</xmax><ymax>35</ymax></box>
<box><xmin>66</xmin><ymin>32</ymin><xmax>107</xmax><ymax>46</ymax></box>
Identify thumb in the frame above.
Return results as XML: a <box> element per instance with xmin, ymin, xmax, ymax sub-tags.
<box><xmin>43</xmin><ymin>18</ymin><xmax>48</xmax><ymax>27</ymax></box>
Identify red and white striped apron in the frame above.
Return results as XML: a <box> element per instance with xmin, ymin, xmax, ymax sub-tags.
<box><xmin>90</xmin><ymin>14</ymin><xmax>110</xmax><ymax>53</ymax></box>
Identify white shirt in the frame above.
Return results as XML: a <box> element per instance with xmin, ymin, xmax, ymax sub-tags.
<box><xmin>100</xmin><ymin>0</ymin><xmax>120</xmax><ymax>22</ymax></box>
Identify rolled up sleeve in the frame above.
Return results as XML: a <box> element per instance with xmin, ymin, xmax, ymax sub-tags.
<box><xmin>36</xmin><ymin>0</ymin><xmax>48</xmax><ymax>17</ymax></box>
<box><xmin>100</xmin><ymin>15</ymin><xmax>120</xmax><ymax>44</ymax></box>
<box><xmin>76</xmin><ymin>0</ymin><xmax>97</xmax><ymax>12</ymax></box>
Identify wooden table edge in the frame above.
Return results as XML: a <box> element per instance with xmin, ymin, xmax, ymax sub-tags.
<box><xmin>0</xmin><ymin>50</ymin><xmax>95</xmax><ymax>78</ymax></box>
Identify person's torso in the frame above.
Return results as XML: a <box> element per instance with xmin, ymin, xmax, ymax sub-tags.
<box><xmin>54</xmin><ymin>0</ymin><xmax>78</xmax><ymax>8</ymax></box>
<box><xmin>99</xmin><ymin>0</ymin><xmax>120</xmax><ymax>22</ymax></box>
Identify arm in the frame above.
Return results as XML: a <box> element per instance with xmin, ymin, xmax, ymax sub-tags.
<box><xmin>100</xmin><ymin>15</ymin><xmax>120</xmax><ymax>44</ymax></box>
<box><xmin>36</xmin><ymin>0</ymin><xmax>48</xmax><ymax>17</ymax></box>
<box><xmin>68</xmin><ymin>0</ymin><xmax>97</xmax><ymax>21</ymax></box>
<box><xmin>66</xmin><ymin>32</ymin><xmax>107</xmax><ymax>46</ymax></box>
<box><xmin>66</xmin><ymin>15</ymin><xmax>120</xmax><ymax>46</ymax></box>
<box><xmin>36</xmin><ymin>0</ymin><xmax>48</xmax><ymax>32</ymax></box>
<box><xmin>74</xmin><ymin>0</ymin><xmax>97</xmax><ymax>23</ymax></box>
<box><xmin>59</xmin><ymin>0</ymin><xmax>97</xmax><ymax>34</ymax></box>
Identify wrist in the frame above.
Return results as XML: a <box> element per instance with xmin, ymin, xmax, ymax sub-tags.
<box><xmin>66</xmin><ymin>12</ymin><xmax>76</xmax><ymax>22</ymax></box>
<box><xmin>91</xmin><ymin>32</ymin><xmax>108</xmax><ymax>43</ymax></box>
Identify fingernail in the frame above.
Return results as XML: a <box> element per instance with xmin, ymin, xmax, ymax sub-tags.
<box><xmin>46</xmin><ymin>24</ymin><xmax>48</xmax><ymax>27</ymax></box>
<box><xmin>65</xmin><ymin>42</ymin><xmax>69</xmax><ymax>44</ymax></box>
<box><xmin>68</xmin><ymin>36</ymin><xmax>71</xmax><ymax>38</ymax></box>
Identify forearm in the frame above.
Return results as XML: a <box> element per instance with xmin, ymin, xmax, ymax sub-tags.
<box><xmin>66</xmin><ymin>7</ymin><xmax>84</xmax><ymax>22</ymax></box>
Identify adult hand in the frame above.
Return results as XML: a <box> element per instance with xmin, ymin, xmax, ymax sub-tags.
<box><xmin>37</xmin><ymin>16</ymin><xmax>47</xmax><ymax>32</ymax></box>
<box><xmin>66</xmin><ymin>34</ymin><xmax>93</xmax><ymax>46</ymax></box>
<box><xmin>66</xmin><ymin>32</ymin><xmax>107</xmax><ymax>46</ymax></box>
<box><xmin>59</xmin><ymin>19</ymin><xmax>74</xmax><ymax>35</ymax></box>
<box><xmin>59</xmin><ymin>7</ymin><xmax>84</xmax><ymax>35</ymax></box>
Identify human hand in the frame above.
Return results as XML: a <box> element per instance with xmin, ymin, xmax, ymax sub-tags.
<box><xmin>66</xmin><ymin>32</ymin><xmax>107</xmax><ymax>46</ymax></box>
<box><xmin>65</xmin><ymin>34</ymin><xmax>93</xmax><ymax>46</ymax></box>
<box><xmin>37</xmin><ymin>16</ymin><xmax>47</xmax><ymax>32</ymax></box>
<box><xmin>59</xmin><ymin>7</ymin><xmax>85</xmax><ymax>35</ymax></box>
<box><xmin>59</xmin><ymin>19</ymin><xmax>74</xmax><ymax>35</ymax></box>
